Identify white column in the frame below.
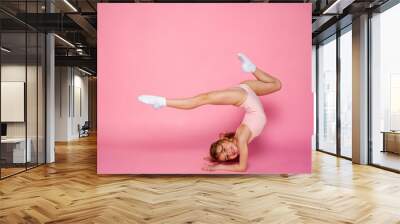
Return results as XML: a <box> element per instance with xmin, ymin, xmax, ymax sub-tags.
<box><xmin>46</xmin><ymin>33</ymin><xmax>55</xmax><ymax>163</ymax></box>
<box><xmin>45</xmin><ymin>1</ymin><xmax>55</xmax><ymax>163</ymax></box>
<box><xmin>352</xmin><ymin>14</ymin><xmax>369</xmax><ymax>164</ymax></box>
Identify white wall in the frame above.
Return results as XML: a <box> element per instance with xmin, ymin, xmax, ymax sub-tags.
<box><xmin>55</xmin><ymin>66</ymin><xmax>70</xmax><ymax>141</ymax></box>
<box><xmin>1</xmin><ymin>65</ymin><xmax>25</xmax><ymax>130</ymax></box>
<box><xmin>1</xmin><ymin>65</ymin><xmax>41</xmax><ymax>137</ymax></box>
<box><xmin>1</xmin><ymin>82</ymin><xmax>24</xmax><ymax>122</ymax></box>
<box><xmin>72</xmin><ymin>73</ymin><xmax>89</xmax><ymax>138</ymax></box>
<box><xmin>55</xmin><ymin>67</ymin><xmax>89</xmax><ymax>141</ymax></box>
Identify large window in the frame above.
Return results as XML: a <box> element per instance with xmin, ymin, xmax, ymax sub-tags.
<box><xmin>316</xmin><ymin>25</ymin><xmax>353</xmax><ymax>159</ymax></box>
<box><xmin>317</xmin><ymin>35</ymin><xmax>337</xmax><ymax>154</ymax></box>
<box><xmin>339</xmin><ymin>27</ymin><xmax>352</xmax><ymax>158</ymax></box>
<box><xmin>371</xmin><ymin>3</ymin><xmax>400</xmax><ymax>171</ymax></box>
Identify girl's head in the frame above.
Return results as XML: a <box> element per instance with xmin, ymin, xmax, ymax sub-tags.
<box><xmin>209</xmin><ymin>135</ymin><xmax>240</xmax><ymax>162</ymax></box>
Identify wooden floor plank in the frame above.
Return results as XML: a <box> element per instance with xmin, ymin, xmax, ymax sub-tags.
<box><xmin>1</xmin><ymin>134</ymin><xmax>400</xmax><ymax>223</ymax></box>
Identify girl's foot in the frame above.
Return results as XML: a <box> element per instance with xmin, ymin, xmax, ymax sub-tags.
<box><xmin>237</xmin><ymin>53</ymin><xmax>256</xmax><ymax>73</ymax></box>
<box><xmin>137</xmin><ymin>95</ymin><xmax>166</xmax><ymax>109</ymax></box>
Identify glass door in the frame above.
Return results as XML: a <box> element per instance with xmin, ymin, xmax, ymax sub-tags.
<box><xmin>1</xmin><ymin>30</ymin><xmax>28</xmax><ymax>178</ymax></box>
<box><xmin>0</xmin><ymin>1</ymin><xmax>47</xmax><ymax>179</ymax></box>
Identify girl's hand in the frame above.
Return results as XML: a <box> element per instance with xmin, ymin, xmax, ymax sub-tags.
<box><xmin>203</xmin><ymin>156</ymin><xmax>213</xmax><ymax>162</ymax></box>
<box><xmin>203</xmin><ymin>157</ymin><xmax>218</xmax><ymax>165</ymax></box>
<box><xmin>202</xmin><ymin>163</ymin><xmax>216</xmax><ymax>171</ymax></box>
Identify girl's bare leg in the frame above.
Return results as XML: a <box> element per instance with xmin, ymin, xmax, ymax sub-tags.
<box><xmin>237</xmin><ymin>53</ymin><xmax>282</xmax><ymax>96</ymax></box>
<box><xmin>138</xmin><ymin>53</ymin><xmax>280</xmax><ymax>109</ymax></box>
<box><xmin>252</xmin><ymin>67</ymin><xmax>280</xmax><ymax>84</ymax></box>
<box><xmin>240</xmin><ymin>67</ymin><xmax>282</xmax><ymax>96</ymax></box>
<box><xmin>166</xmin><ymin>88</ymin><xmax>244</xmax><ymax>110</ymax></box>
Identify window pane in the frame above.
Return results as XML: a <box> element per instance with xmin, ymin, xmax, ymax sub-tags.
<box><xmin>312</xmin><ymin>45</ymin><xmax>317</xmax><ymax>151</ymax></box>
<box><xmin>340</xmin><ymin>28</ymin><xmax>352</xmax><ymax>158</ymax></box>
<box><xmin>318</xmin><ymin>36</ymin><xmax>337</xmax><ymax>154</ymax></box>
<box><xmin>27</xmin><ymin>31</ymin><xmax>38</xmax><ymax>169</ymax></box>
<box><xmin>371</xmin><ymin>3</ymin><xmax>400</xmax><ymax>171</ymax></box>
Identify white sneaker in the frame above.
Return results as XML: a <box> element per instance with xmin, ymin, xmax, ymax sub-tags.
<box><xmin>138</xmin><ymin>95</ymin><xmax>166</xmax><ymax>109</ymax></box>
<box><xmin>237</xmin><ymin>53</ymin><xmax>256</xmax><ymax>73</ymax></box>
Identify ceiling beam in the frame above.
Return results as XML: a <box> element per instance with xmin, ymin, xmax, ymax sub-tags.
<box><xmin>55</xmin><ymin>55</ymin><xmax>96</xmax><ymax>71</ymax></box>
<box><xmin>322</xmin><ymin>0</ymin><xmax>356</xmax><ymax>14</ymax></box>
<box><xmin>67</xmin><ymin>13</ymin><xmax>97</xmax><ymax>46</ymax></box>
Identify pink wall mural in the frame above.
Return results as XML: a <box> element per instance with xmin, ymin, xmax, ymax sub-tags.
<box><xmin>98</xmin><ymin>3</ymin><xmax>312</xmax><ymax>174</ymax></box>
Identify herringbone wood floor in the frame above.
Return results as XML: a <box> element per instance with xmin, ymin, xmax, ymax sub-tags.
<box><xmin>1</xmin><ymin>134</ymin><xmax>400</xmax><ymax>224</ymax></box>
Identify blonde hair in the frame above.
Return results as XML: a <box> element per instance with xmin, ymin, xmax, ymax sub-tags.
<box><xmin>209</xmin><ymin>132</ymin><xmax>239</xmax><ymax>162</ymax></box>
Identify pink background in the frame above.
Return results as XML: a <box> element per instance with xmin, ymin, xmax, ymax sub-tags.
<box><xmin>97</xmin><ymin>3</ymin><xmax>312</xmax><ymax>174</ymax></box>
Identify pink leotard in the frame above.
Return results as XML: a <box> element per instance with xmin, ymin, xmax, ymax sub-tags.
<box><xmin>235</xmin><ymin>83</ymin><xmax>267</xmax><ymax>143</ymax></box>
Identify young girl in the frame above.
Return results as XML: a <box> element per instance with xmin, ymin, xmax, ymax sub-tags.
<box><xmin>138</xmin><ymin>53</ymin><xmax>282</xmax><ymax>172</ymax></box>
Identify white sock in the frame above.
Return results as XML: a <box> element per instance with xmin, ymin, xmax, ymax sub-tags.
<box><xmin>237</xmin><ymin>53</ymin><xmax>256</xmax><ymax>73</ymax></box>
<box><xmin>137</xmin><ymin>95</ymin><xmax>166</xmax><ymax>109</ymax></box>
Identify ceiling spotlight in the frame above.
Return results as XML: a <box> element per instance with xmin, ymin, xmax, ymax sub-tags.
<box><xmin>78</xmin><ymin>67</ymin><xmax>93</xmax><ymax>76</ymax></box>
<box><xmin>54</xmin><ymin>34</ymin><xmax>75</xmax><ymax>48</ymax></box>
<box><xmin>63</xmin><ymin>0</ymin><xmax>78</xmax><ymax>12</ymax></box>
<box><xmin>1</xmin><ymin>47</ymin><xmax>11</xmax><ymax>53</ymax></box>
<box><xmin>322</xmin><ymin>0</ymin><xmax>354</xmax><ymax>15</ymax></box>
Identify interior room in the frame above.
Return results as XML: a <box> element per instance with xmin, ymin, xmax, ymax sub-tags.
<box><xmin>0</xmin><ymin>0</ymin><xmax>400</xmax><ymax>223</ymax></box>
